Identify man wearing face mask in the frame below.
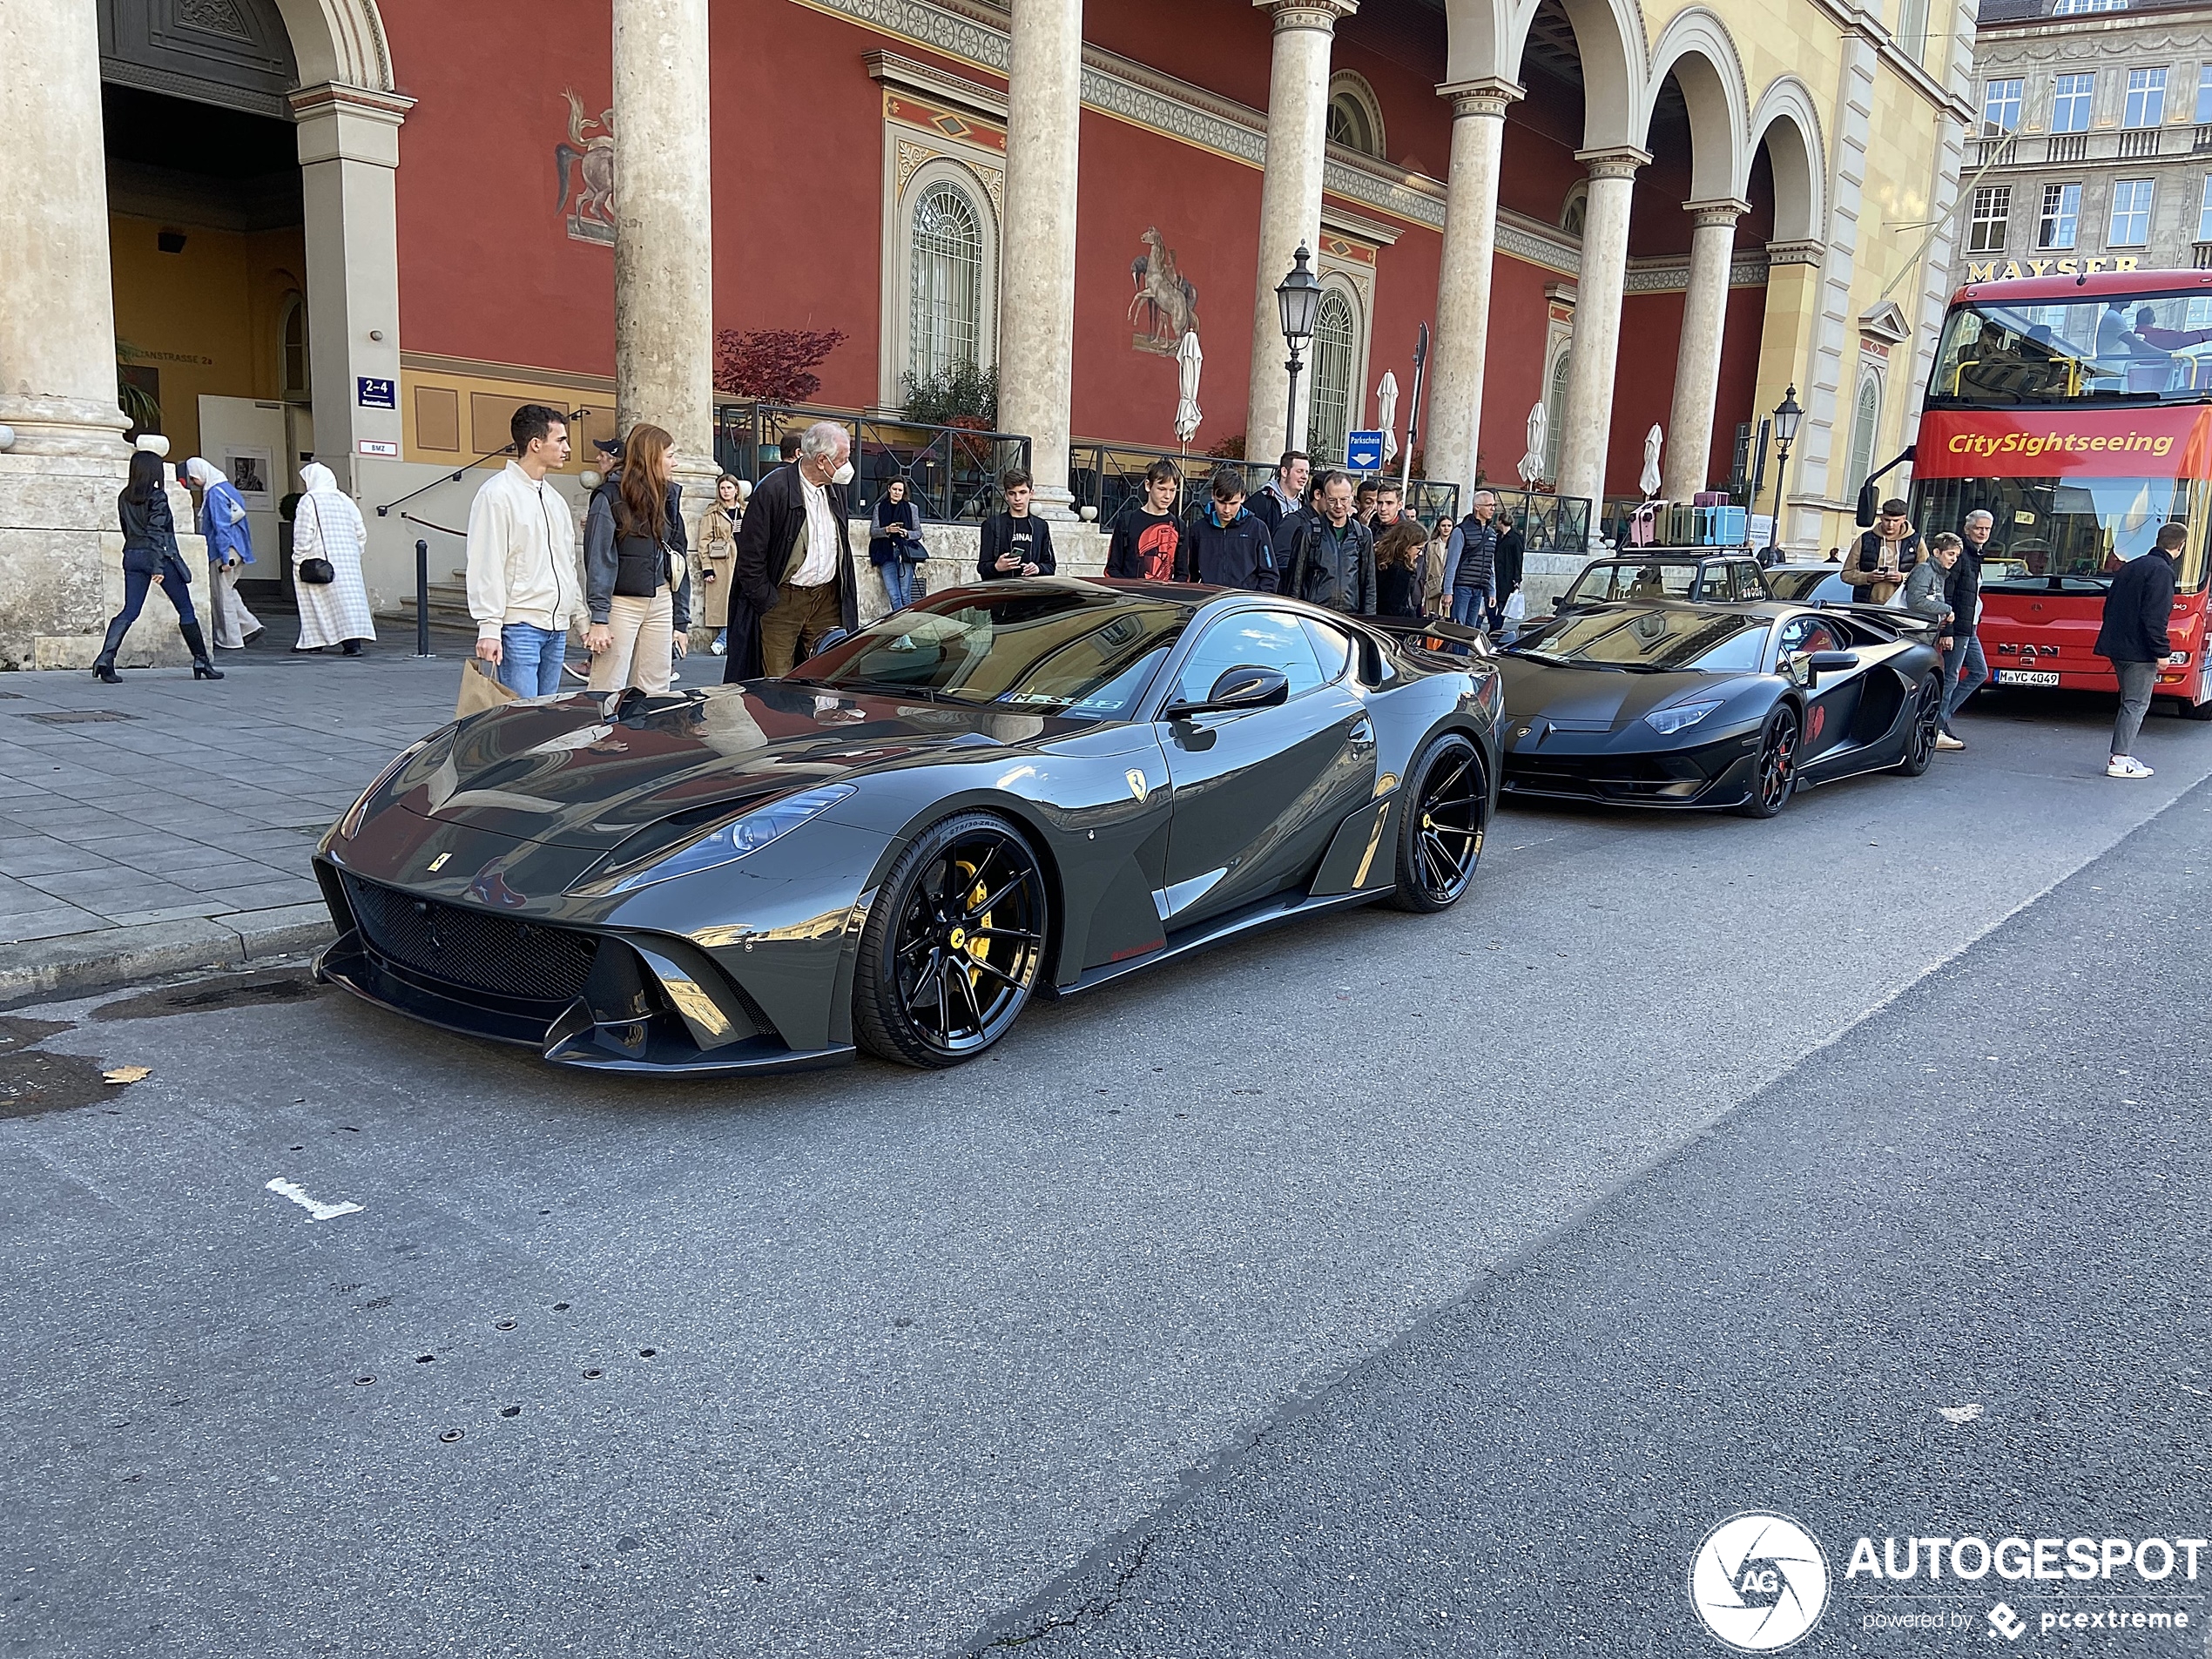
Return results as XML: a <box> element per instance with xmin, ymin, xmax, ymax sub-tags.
<box><xmin>725</xmin><ymin>419</ymin><xmax>862</xmax><ymax>681</ymax></box>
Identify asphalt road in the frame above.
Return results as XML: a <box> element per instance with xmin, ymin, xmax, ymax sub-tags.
<box><xmin>0</xmin><ymin>685</ymin><xmax>2207</xmax><ymax>1659</ymax></box>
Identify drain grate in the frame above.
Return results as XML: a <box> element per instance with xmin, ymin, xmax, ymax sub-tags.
<box><xmin>25</xmin><ymin>711</ymin><xmax>138</xmax><ymax>725</ymax></box>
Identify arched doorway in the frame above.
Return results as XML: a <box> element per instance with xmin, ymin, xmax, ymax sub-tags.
<box><xmin>97</xmin><ymin>0</ymin><xmax>408</xmax><ymax>609</ymax></box>
<box><xmin>102</xmin><ymin>0</ymin><xmax>310</xmax><ymax>529</ymax></box>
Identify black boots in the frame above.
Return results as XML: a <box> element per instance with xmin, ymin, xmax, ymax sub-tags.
<box><xmin>91</xmin><ymin>658</ymin><xmax>121</xmax><ymax>685</ymax></box>
<box><xmin>181</xmin><ymin>621</ymin><xmax>223</xmax><ymax>681</ymax></box>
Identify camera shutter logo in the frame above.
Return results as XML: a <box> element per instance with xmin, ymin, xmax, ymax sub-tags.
<box><xmin>1689</xmin><ymin>1513</ymin><xmax>1830</xmax><ymax>1652</ymax></box>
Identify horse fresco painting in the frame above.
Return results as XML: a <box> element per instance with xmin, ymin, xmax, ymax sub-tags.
<box><xmin>555</xmin><ymin>89</ymin><xmax>617</xmax><ymax>246</ymax></box>
<box><xmin>1130</xmin><ymin>227</ymin><xmax>1198</xmax><ymax>356</ymax></box>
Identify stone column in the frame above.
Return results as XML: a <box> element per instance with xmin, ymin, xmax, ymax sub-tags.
<box><xmin>292</xmin><ymin>84</ymin><xmax>413</xmax><ymax>500</ymax></box>
<box><xmin>1424</xmin><ymin>78</ymin><xmax>1521</xmax><ymax>499</ymax></box>
<box><xmin>613</xmin><ymin>0</ymin><xmax>718</xmax><ymax>509</ymax></box>
<box><xmin>1659</xmin><ymin>198</ymin><xmax>1748</xmax><ymax>502</ymax></box>
<box><xmin>997</xmin><ymin>0</ymin><xmax>1085</xmax><ymax>519</ymax></box>
<box><xmin>1245</xmin><ymin>0</ymin><xmax>1358</xmax><ymax>465</ymax></box>
<box><xmin>1553</xmin><ymin>145</ymin><xmax>1648</xmax><ymax>512</ymax></box>
<box><xmin>0</xmin><ymin>0</ymin><xmax>131</xmax><ymax>668</ymax></box>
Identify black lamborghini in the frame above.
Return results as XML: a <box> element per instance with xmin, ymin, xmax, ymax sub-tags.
<box><xmin>1494</xmin><ymin>599</ymin><xmax>1946</xmax><ymax>816</ymax></box>
<box><xmin>314</xmin><ymin>579</ymin><xmax>1501</xmax><ymax>1074</ymax></box>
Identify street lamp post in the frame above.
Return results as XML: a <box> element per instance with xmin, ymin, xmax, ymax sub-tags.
<box><xmin>1766</xmin><ymin>385</ymin><xmax>1802</xmax><ymax>557</ymax></box>
<box><xmin>1276</xmin><ymin>245</ymin><xmax>1322</xmax><ymax>451</ymax></box>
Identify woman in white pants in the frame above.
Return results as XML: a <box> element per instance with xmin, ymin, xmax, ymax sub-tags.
<box><xmin>582</xmin><ymin>423</ymin><xmax>691</xmax><ymax>692</ymax></box>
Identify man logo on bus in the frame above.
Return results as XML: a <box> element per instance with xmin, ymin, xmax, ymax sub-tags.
<box><xmin>1689</xmin><ymin>1513</ymin><xmax>1831</xmax><ymax>1652</ymax></box>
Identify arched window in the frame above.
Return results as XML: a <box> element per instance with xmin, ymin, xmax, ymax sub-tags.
<box><xmin>909</xmin><ymin>183</ymin><xmax>984</xmax><ymax>384</ymax></box>
<box><xmin>1847</xmin><ymin>369</ymin><xmax>1882</xmax><ymax>500</ymax></box>
<box><xmin>1309</xmin><ymin>290</ymin><xmax>1358</xmax><ymax>464</ymax></box>
<box><xmin>279</xmin><ymin>293</ymin><xmax>310</xmax><ymax>402</ymax></box>
<box><xmin>1326</xmin><ymin>72</ymin><xmax>1386</xmax><ymax>157</ymax></box>
<box><xmin>1560</xmin><ymin>182</ymin><xmax>1588</xmax><ymax>239</ymax></box>
<box><xmin>1544</xmin><ymin>349</ymin><xmax>1572</xmax><ymax>482</ymax></box>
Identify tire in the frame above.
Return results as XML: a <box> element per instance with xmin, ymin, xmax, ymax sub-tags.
<box><xmin>1388</xmin><ymin>730</ymin><xmax>1486</xmax><ymax>913</ymax></box>
<box><xmin>1730</xmin><ymin>703</ymin><xmax>1800</xmax><ymax>819</ymax></box>
<box><xmin>853</xmin><ymin>812</ymin><xmax>1048</xmax><ymax>1068</ymax></box>
<box><xmin>1892</xmin><ymin>672</ymin><xmax>1944</xmax><ymax>775</ymax></box>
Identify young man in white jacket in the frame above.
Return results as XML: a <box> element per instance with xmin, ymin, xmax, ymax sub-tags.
<box><xmin>466</xmin><ymin>404</ymin><xmax>584</xmax><ymax>696</ymax></box>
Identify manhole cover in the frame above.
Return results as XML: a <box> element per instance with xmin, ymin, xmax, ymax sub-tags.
<box><xmin>26</xmin><ymin>711</ymin><xmax>138</xmax><ymax>725</ymax></box>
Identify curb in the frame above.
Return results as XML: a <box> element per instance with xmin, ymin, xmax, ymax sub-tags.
<box><xmin>0</xmin><ymin>903</ymin><xmax>334</xmax><ymax>1005</ymax></box>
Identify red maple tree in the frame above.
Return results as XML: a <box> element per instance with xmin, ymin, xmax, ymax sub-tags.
<box><xmin>713</xmin><ymin>327</ymin><xmax>847</xmax><ymax>402</ymax></box>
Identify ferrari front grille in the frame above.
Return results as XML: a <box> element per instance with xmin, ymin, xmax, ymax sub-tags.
<box><xmin>340</xmin><ymin>873</ymin><xmax>600</xmax><ymax>1003</ymax></box>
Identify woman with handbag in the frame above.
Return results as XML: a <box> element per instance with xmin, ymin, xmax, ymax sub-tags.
<box><xmin>869</xmin><ymin>476</ymin><xmax>927</xmax><ymax>611</ymax></box>
<box><xmin>93</xmin><ymin>448</ymin><xmax>222</xmax><ymax>683</ymax></box>
<box><xmin>697</xmin><ymin>473</ymin><xmax>744</xmax><ymax>655</ymax></box>
<box><xmin>291</xmin><ymin>462</ymin><xmax>375</xmax><ymax>655</ymax></box>
<box><xmin>184</xmin><ymin>457</ymin><xmax>263</xmax><ymax>649</ymax></box>
<box><xmin>583</xmin><ymin>423</ymin><xmax>691</xmax><ymax>694</ymax></box>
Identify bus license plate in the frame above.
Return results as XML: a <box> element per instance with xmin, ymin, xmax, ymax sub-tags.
<box><xmin>1997</xmin><ymin>669</ymin><xmax>2060</xmax><ymax>687</ymax></box>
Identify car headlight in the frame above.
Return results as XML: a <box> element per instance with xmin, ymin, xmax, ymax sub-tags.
<box><xmin>1644</xmin><ymin>699</ymin><xmax>1724</xmax><ymax>736</ymax></box>
<box><xmin>583</xmin><ymin>784</ymin><xmax>856</xmax><ymax>895</ymax></box>
<box><xmin>337</xmin><ymin>738</ymin><xmax>430</xmax><ymax>840</ymax></box>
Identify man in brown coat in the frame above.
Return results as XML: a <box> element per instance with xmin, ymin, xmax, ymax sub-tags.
<box><xmin>722</xmin><ymin>421</ymin><xmax>861</xmax><ymax>682</ymax></box>
<box><xmin>1843</xmin><ymin>498</ymin><xmax>1925</xmax><ymax>605</ymax></box>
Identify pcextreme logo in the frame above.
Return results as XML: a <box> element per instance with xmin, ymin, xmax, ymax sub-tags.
<box><xmin>1689</xmin><ymin>1513</ymin><xmax>1831</xmax><ymax>1652</ymax></box>
<box><xmin>1965</xmin><ymin>256</ymin><xmax>2141</xmax><ymax>281</ymax></box>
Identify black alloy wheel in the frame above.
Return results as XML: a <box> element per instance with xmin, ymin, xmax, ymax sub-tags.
<box><xmin>1730</xmin><ymin>704</ymin><xmax>1799</xmax><ymax>819</ymax></box>
<box><xmin>1894</xmin><ymin>672</ymin><xmax>1943</xmax><ymax>775</ymax></box>
<box><xmin>853</xmin><ymin>813</ymin><xmax>1047</xmax><ymax>1068</ymax></box>
<box><xmin>1389</xmin><ymin>731</ymin><xmax>1486</xmax><ymax>913</ymax></box>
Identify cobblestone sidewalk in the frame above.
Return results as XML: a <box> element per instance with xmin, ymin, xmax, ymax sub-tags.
<box><xmin>0</xmin><ymin>615</ymin><xmax>469</xmax><ymax>998</ymax></box>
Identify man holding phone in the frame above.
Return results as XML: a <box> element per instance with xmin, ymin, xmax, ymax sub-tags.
<box><xmin>978</xmin><ymin>467</ymin><xmax>1057</xmax><ymax>580</ymax></box>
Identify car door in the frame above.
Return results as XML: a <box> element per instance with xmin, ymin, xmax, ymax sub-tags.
<box><xmin>1774</xmin><ymin>613</ymin><xmax>1865</xmax><ymax>768</ymax></box>
<box><xmin>1153</xmin><ymin>607</ymin><xmax>1377</xmax><ymax>930</ymax></box>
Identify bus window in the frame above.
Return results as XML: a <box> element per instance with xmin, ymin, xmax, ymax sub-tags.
<box><xmin>1911</xmin><ymin>476</ymin><xmax>2210</xmax><ymax>592</ymax></box>
<box><xmin>1932</xmin><ymin>290</ymin><xmax>2212</xmax><ymax>405</ymax></box>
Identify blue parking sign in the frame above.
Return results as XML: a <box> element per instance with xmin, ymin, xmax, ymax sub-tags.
<box><xmin>1345</xmin><ymin>429</ymin><xmax>1384</xmax><ymax>471</ymax></box>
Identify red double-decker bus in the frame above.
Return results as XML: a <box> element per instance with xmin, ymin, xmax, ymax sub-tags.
<box><xmin>1908</xmin><ymin>270</ymin><xmax>2212</xmax><ymax>718</ymax></box>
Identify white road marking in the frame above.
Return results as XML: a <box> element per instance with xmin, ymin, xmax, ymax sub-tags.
<box><xmin>1939</xmin><ymin>1403</ymin><xmax>1985</xmax><ymax>1424</ymax></box>
<box><xmin>265</xmin><ymin>1178</ymin><xmax>365</xmax><ymax>1223</ymax></box>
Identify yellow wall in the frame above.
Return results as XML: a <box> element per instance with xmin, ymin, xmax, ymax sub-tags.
<box><xmin>108</xmin><ymin>211</ymin><xmax>307</xmax><ymax>464</ymax></box>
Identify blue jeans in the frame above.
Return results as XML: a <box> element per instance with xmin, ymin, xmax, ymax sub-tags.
<box><xmin>497</xmin><ymin>623</ymin><xmax>567</xmax><ymax>697</ymax></box>
<box><xmin>1941</xmin><ymin>633</ymin><xmax>1989</xmax><ymax>731</ymax></box>
<box><xmin>1450</xmin><ymin>586</ymin><xmax>1489</xmax><ymax>628</ymax></box>
<box><xmin>879</xmin><ymin>560</ymin><xmax>918</xmax><ymax>611</ymax></box>
<box><xmin>98</xmin><ymin>548</ymin><xmax>199</xmax><ymax>661</ymax></box>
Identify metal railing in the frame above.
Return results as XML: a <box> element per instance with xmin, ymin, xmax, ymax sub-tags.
<box><xmin>1490</xmin><ymin>489</ymin><xmax>1592</xmax><ymax>555</ymax></box>
<box><xmin>713</xmin><ymin>401</ymin><xmax>1029</xmax><ymax>524</ymax></box>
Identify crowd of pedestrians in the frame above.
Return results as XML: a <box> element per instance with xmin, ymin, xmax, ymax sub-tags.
<box><xmin>86</xmin><ymin>417</ymin><xmax>2195</xmax><ymax>786</ymax></box>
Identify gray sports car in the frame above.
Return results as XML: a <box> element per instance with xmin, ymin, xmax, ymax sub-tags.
<box><xmin>314</xmin><ymin>579</ymin><xmax>1501</xmax><ymax>1074</ymax></box>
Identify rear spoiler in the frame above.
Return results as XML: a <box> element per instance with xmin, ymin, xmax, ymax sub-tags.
<box><xmin>1363</xmin><ymin>615</ymin><xmax>1495</xmax><ymax>657</ymax></box>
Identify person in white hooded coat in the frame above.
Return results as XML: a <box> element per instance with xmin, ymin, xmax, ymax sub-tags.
<box><xmin>290</xmin><ymin>462</ymin><xmax>375</xmax><ymax>654</ymax></box>
<box><xmin>184</xmin><ymin>458</ymin><xmax>262</xmax><ymax>649</ymax></box>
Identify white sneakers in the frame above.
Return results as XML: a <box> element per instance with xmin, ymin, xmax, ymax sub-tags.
<box><xmin>1935</xmin><ymin>732</ymin><xmax>1966</xmax><ymax>751</ymax></box>
<box><xmin>2107</xmin><ymin>755</ymin><xmax>2155</xmax><ymax>779</ymax></box>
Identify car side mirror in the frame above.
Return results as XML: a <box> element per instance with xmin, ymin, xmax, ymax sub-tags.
<box><xmin>1807</xmin><ymin>651</ymin><xmax>1859</xmax><ymax>671</ymax></box>
<box><xmin>1855</xmin><ymin>481</ymin><xmax>1878</xmax><ymax>529</ymax></box>
<box><xmin>1163</xmin><ymin>664</ymin><xmax>1291</xmax><ymax>720</ymax></box>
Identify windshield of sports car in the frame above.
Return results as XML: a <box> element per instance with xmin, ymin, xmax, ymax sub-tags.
<box><xmin>1509</xmin><ymin>606</ymin><xmax>1771</xmax><ymax>674</ymax></box>
<box><xmin>1565</xmin><ymin>561</ymin><xmax>1702</xmax><ymax>604</ymax></box>
<box><xmin>789</xmin><ymin>590</ymin><xmax>1190</xmax><ymax>718</ymax></box>
<box><xmin>1910</xmin><ymin>475</ymin><xmax>2211</xmax><ymax>594</ymax></box>
<box><xmin>1930</xmin><ymin>291</ymin><xmax>2212</xmax><ymax>405</ymax></box>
